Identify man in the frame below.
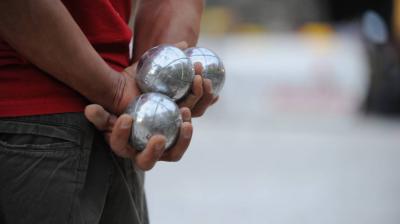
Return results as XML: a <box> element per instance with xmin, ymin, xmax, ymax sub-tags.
<box><xmin>0</xmin><ymin>0</ymin><xmax>217</xmax><ymax>223</ymax></box>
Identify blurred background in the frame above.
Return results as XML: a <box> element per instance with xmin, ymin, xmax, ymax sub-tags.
<box><xmin>146</xmin><ymin>0</ymin><xmax>400</xmax><ymax>223</ymax></box>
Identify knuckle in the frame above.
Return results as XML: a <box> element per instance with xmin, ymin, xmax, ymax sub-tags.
<box><xmin>205</xmin><ymin>93</ymin><xmax>214</xmax><ymax>100</ymax></box>
<box><xmin>110</xmin><ymin>143</ymin><xmax>122</xmax><ymax>154</ymax></box>
<box><xmin>199</xmin><ymin>110</ymin><xmax>206</xmax><ymax>116</ymax></box>
<box><xmin>168</xmin><ymin>153</ymin><xmax>183</xmax><ymax>162</ymax></box>
<box><xmin>193</xmin><ymin>109</ymin><xmax>206</xmax><ymax>117</ymax></box>
<box><xmin>192</xmin><ymin>112</ymin><xmax>202</xmax><ymax>118</ymax></box>
<box><xmin>136</xmin><ymin>156</ymin><xmax>157</xmax><ymax>171</ymax></box>
<box><xmin>137</xmin><ymin>162</ymin><xmax>154</xmax><ymax>171</ymax></box>
<box><xmin>110</xmin><ymin>146</ymin><xmax>121</xmax><ymax>154</ymax></box>
<box><xmin>111</xmin><ymin>143</ymin><xmax>124</xmax><ymax>154</ymax></box>
<box><xmin>162</xmin><ymin>155</ymin><xmax>177</xmax><ymax>162</ymax></box>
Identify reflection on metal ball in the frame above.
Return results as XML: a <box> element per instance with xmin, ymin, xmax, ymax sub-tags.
<box><xmin>125</xmin><ymin>93</ymin><xmax>182</xmax><ymax>151</ymax></box>
<box><xmin>136</xmin><ymin>45</ymin><xmax>195</xmax><ymax>101</ymax></box>
<box><xmin>185</xmin><ymin>47</ymin><xmax>225</xmax><ymax>96</ymax></box>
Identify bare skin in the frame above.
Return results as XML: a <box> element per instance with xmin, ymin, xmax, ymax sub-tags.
<box><xmin>0</xmin><ymin>0</ymin><xmax>216</xmax><ymax>170</ymax></box>
<box><xmin>0</xmin><ymin>0</ymin><xmax>133</xmax><ymax>114</ymax></box>
<box><xmin>85</xmin><ymin>42</ymin><xmax>196</xmax><ymax>171</ymax></box>
<box><xmin>132</xmin><ymin>0</ymin><xmax>219</xmax><ymax>117</ymax></box>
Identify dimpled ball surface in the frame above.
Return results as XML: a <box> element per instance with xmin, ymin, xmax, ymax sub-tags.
<box><xmin>125</xmin><ymin>93</ymin><xmax>182</xmax><ymax>151</ymax></box>
<box><xmin>185</xmin><ymin>47</ymin><xmax>225</xmax><ymax>96</ymax></box>
<box><xmin>136</xmin><ymin>45</ymin><xmax>194</xmax><ymax>101</ymax></box>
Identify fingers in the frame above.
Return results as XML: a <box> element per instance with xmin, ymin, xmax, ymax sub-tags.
<box><xmin>109</xmin><ymin>114</ymin><xmax>136</xmax><ymax>158</ymax></box>
<box><xmin>160</xmin><ymin>123</ymin><xmax>192</xmax><ymax>162</ymax></box>
<box><xmin>160</xmin><ymin>108</ymin><xmax>193</xmax><ymax>162</ymax></box>
<box><xmin>135</xmin><ymin>135</ymin><xmax>166</xmax><ymax>171</ymax></box>
<box><xmin>109</xmin><ymin>113</ymin><xmax>168</xmax><ymax>171</ymax></box>
<box><xmin>180</xmin><ymin>107</ymin><xmax>192</xmax><ymax>123</ymax></box>
<box><xmin>84</xmin><ymin>104</ymin><xmax>116</xmax><ymax>132</ymax></box>
<box><xmin>179</xmin><ymin>61</ymin><xmax>216</xmax><ymax>117</ymax></box>
<box><xmin>191</xmin><ymin>79</ymin><xmax>214</xmax><ymax>117</ymax></box>
<box><xmin>85</xmin><ymin>100</ymin><xmax>196</xmax><ymax>171</ymax></box>
<box><xmin>211</xmin><ymin>96</ymin><xmax>219</xmax><ymax>106</ymax></box>
<box><xmin>178</xmin><ymin>75</ymin><xmax>203</xmax><ymax>109</ymax></box>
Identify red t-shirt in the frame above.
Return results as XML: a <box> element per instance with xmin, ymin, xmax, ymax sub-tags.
<box><xmin>0</xmin><ymin>0</ymin><xmax>132</xmax><ymax>117</ymax></box>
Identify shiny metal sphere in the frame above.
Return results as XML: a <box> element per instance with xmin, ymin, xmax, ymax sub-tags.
<box><xmin>185</xmin><ymin>47</ymin><xmax>225</xmax><ymax>96</ymax></box>
<box><xmin>125</xmin><ymin>93</ymin><xmax>182</xmax><ymax>151</ymax></box>
<box><xmin>136</xmin><ymin>45</ymin><xmax>195</xmax><ymax>101</ymax></box>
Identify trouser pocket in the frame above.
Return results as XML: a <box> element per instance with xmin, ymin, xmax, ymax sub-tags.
<box><xmin>0</xmin><ymin>118</ymin><xmax>86</xmax><ymax>224</ymax></box>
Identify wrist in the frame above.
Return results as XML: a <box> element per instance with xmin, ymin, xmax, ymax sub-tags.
<box><xmin>132</xmin><ymin>0</ymin><xmax>203</xmax><ymax>61</ymax></box>
<box><xmin>109</xmin><ymin>70</ymin><xmax>141</xmax><ymax>115</ymax></box>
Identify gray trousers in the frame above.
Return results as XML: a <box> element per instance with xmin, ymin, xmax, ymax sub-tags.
<box><xmin>0</xmin><ymin>113</ymin><xmax>149</xmax><ymax>224</ymax></box>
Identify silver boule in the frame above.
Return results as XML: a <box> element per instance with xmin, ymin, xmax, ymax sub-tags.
<box><xmin>136</xmin><ymin>45</ymin><xmax>195</xmax><ymax>101</ymax></box>
<box><xmin>125</xmin><ymin>93</ymin><xmax>182</xmax><ymax>151</ymax></box>
<box><xmin>185</xmin><ymin>47</ymin><xmax>225</xmax><ymax>96</ymax></box>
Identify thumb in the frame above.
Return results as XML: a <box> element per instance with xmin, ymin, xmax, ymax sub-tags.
<box><xmin>84</xmin><ymin>104</ymin><xmax>116</xmax><ymax>132</ymax></box>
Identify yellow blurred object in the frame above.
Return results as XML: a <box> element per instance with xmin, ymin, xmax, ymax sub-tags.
<box><xmin>394</xmin><ymin>0</ymin><xmax>400</xmax><ymax>41</ymax></box>
<box><xmin>201</xmin><ymin>7</ymin><xmax>234</xmax><ymax>35</ymax></box>
<box><xmin>232</xmin><ymin>23</ymin><xmax>267</xmax><ymax>34</ymax></box>
<box><xmin>299</xmin><ymin>23</ymin><xmax>335</xmax><ymax>55</ymax></box>
<box><xmin>202</xmin><ymin>6</ymin><xmax>267</xmax><ymax>35</ymax></box>
<box><xmin>299</xmin><ymin>22</ymin><xmax>334</xmax><ymax>37</ymax></box>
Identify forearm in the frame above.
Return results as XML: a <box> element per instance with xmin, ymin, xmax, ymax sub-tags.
<box><xmin>0</xmin><ymin>0</ymin><xmax>125</xmax><ymax>113</ymax></box>
<box><xmin>132</xmin><ymin>0</ymin><xmax>204</xmax><ymax>61</ymax></box>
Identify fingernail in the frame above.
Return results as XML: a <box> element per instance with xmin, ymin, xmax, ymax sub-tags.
<box><xmin>121</xmin><ymin>119</ymin><xmax>131</xmax><ymax>129</ymax></box>
<box><xmin>156</xmin><ymin>142</ymin><xmax>164</xmax><ymax>152</ymax></box>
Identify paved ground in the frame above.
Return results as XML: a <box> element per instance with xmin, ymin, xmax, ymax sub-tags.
<box><xmin>145</xmin><ymin>34</ymin><xmax>400</xmax><ymax>224</ymax></box>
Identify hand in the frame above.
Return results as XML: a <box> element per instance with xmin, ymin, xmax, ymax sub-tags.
<box><xmin>110</xmin><ymin>61</ymin><xmax>141</xmax><ymax>115</ymax></box>
<box><xmin>126</xmin><ymin>40</ymin><xmax>218</xmax><ymax>118</ymax></box>
<box><xmin>114</xmin><ymin>41</ymin><xmax>217</xmax><ymax>116</ymax></box>
<box><xmin>178</xmin><ymin>61</ymin><xmax>219</xmax><ymax>117</ymax></box>
<box><xmin>84</xmin><ymin>104</ymin><xmax>193</xmax><ymax>171</ymax></box>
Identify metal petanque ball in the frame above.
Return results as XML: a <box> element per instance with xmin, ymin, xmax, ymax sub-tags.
<box><xmin>136</xmin><ymin>45</ymin><xmax>194</xmax><ymax>101</ymax></box>
<box><xmin>185</xmin><ymin>47</ymin><xmax>225</xmax><ymax>96</ymax></box>
<box><xmin>125</xmin><ymin>93</ymin><xmax>182</xmax><ymax>151</ymax></box>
